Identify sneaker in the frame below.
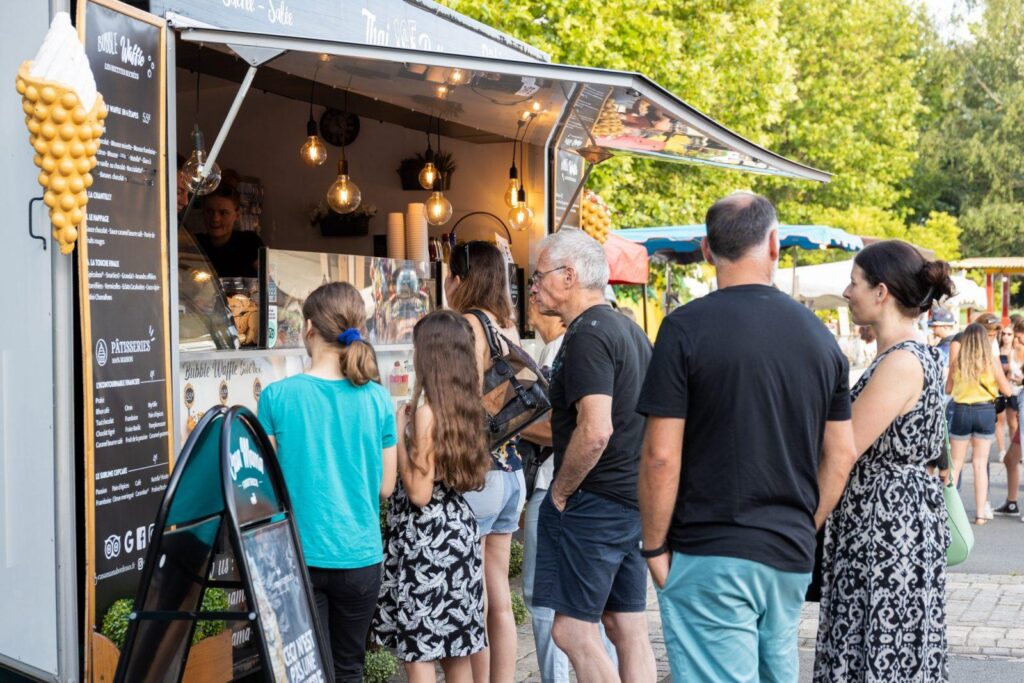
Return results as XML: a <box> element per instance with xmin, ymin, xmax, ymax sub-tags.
<box><xmin>994</xmin><ymin>501</ymin><xmax>1020</xmax><ymax>516</ymax></box>
<box><xmin>984</xmin><ymin>502</ymin><xmax>995</xmax><ymax>520</ymax></box>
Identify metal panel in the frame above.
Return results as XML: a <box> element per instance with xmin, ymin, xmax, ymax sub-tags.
<box><xmin>0</xmin><ymin>0</ymin><xmax>64</xmax><ymax>679</ymax></box>
<box><xmin>154</xmin><ymin>0</ymin><xmax>549</xmax><ymax>63</ymax></box>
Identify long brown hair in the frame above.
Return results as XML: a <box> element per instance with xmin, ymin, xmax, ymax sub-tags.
<box><xmin>957</xmin><ymin>323</ymin><xmax>996</xmax><ymax>387</ymax></box>
<box><xmin>408</xmin><ymin>310</ymin><xmax>489</xmax><ymax>492</ymax></box>
<box><xmin>448</xmin><ymin>240</ymin><xmax>514</xmax><ymax>327</ymax></box>
<box><xmin>302</xmin><ymin>282</ymin><xmax>379</xmax><ymax>386</ymax></box>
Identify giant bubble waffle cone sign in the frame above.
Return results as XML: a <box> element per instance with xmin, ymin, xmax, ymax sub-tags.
<box><xmin>14</xmin><ymin>12</ymin><xmax>106</xmax><ymax>254</ymax></box>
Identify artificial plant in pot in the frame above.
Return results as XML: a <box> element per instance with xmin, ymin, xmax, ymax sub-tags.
<box><xmin>397</xmin><ymin>151</ymin><xmax>456</xmax><ymax>191</ymax></box>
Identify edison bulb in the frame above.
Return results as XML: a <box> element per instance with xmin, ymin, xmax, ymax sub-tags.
<box><xmin>425</xmin><ymin>190</ymin><xmax>453</xmax><ymax>226</ymax></box>
<box><xmin>300</xmin><ymin>120</ymin><xmax>327</xmax><ymax>166</ymax></box>
<box><xmin>418</xmin><ymin>162</ymin><xmax>438</xmax><ymax>190</ymax></box>
<box><xmin>448</xmin><ymin>68</ymin><xmax>467</xmax><ymax>85</ymax></box>
<box><xmin>300</xmin><ymin>135</ymin><xmax>327</xmax><ymax>166</ymax></box>
<box><xmin>508</xmin><ymin>189</ymin><xmax>533</xmax><ymax>231</ymax></box>
<box><xmin>182</xmin><ymin>126</ymin><xmax>221</xmax><ymax>195</ymax></box>
<box><xmin>504</xmin><ymin>178</ymin><xmax>520</xmax><ymax>208</ymax></box>
<box><xmin>327</xmin><ymin>160</ymin><xmax>361</xmax><ymax>213</ymax></box>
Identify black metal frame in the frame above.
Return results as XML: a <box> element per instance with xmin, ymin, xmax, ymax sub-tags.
<box><xmin>114</xmin><ymin>404</ymin><xmax>329</xmax><ymax>682</ymax></box>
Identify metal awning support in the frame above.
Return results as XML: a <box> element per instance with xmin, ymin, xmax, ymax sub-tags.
<box><xmin>199</xmin><ymin>45</ymin><xmax>282</xmax><ymax>181</ymax></box>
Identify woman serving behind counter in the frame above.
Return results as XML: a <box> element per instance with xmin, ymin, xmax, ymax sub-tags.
<box><xmin>194</xmin><ymin>183</ymin><xmax>264</xmax><ymax>278</ymax></box>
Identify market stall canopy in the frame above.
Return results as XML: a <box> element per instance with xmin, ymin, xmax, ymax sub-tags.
<box><xmin>774</xmin><ymin>259</ymin><xmax>986</xmax><ymax>311</ymax></box>
<box><xmin>613</xmin><ymin>225</ymin><xmax>862</xmax><ymax>254</ymax></box>
<box><xmin>950</xmin><ymin>257</ymin><xmax>1024</xmax><ymax>275</ymax></box>
<box><xmin>602</xmin><ymin>233</ymin><xmax>649</xmax><ymax>285</ymax></box>
<box><xmin>172</xmin><ymin>23</ymin><xmax>831</xmax><ymax>181</ymax></box>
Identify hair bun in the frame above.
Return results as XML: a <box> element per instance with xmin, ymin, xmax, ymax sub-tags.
<box><xmin>919</xmin><ymin>260</ymin><xmax>956</xmax><ymax>309</ymax></box>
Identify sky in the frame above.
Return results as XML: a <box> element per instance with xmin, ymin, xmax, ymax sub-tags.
<box><xmin>919</xmin><ymin>0</ymin><xmax>985</xmax><ymax>41</ymax></box>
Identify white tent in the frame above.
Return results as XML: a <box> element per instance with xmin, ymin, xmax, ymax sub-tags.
<box><xmin>774</xmin><ymin>259</ymin><xmax>986</xmax><ymax>311</ymax></box>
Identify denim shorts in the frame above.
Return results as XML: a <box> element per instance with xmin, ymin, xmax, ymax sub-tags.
<box><xmin>533</xmin><ymin>489</ymin><xmax>647</xmax><ymax>623</ymax></box>
<box><xmin>463</xmin><ymin>469</ymin><xmax>526</xmax><ymax>536</ymax></box>
<box><xmin>950</xmin><ymin>402</ymin><xmax>996</xmax><ymax>441</ymax></box>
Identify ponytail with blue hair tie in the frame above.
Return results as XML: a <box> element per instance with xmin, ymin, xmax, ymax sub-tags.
<box><xmin>337</xmin><ymin>328</ymin><xmax>362</xmax><ymax>346</ymax></box>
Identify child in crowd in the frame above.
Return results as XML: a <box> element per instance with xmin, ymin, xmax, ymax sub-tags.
<box><xmin>374</xmin><ymin>310</ymin><xmax>491</xmax><ymax>683</ymax></box>
<box><xmin>257</xmin><ymin>281</ymin><xmax>397</xmax><ymax>683</ymax></box>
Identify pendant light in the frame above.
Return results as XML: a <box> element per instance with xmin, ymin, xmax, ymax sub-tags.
<box><xmin>182</xmin><ymin>51</ymin><xmax>221</xmax><ymax>195</ymax></box>
<box><xmin>418</xmin><ymin>117</ymin><xmax>438</xmax><ymax>190</ymax></box>
<box><xmin>327</xmin><ymin>148</ymin><xmax>360</xmax><ymax>213</ymax></box>
<box><xmin>503</xmin><ymin>120</ymin><xmax>524</xmax><ymax>208</ymax></box>
<box><xmin>425</xmin><ymin>174</ymin><xmax>453</xmax><ymax>225</ymax></box>
<box><xmin>508</xmin><ymin>188</ymin><xmax>533</xmax><ymax>231</ymax></box>
<box><xmin>182</xmin><ymin>124</ymin><xmax>222</xmax><ymax>196</ymax></box>
<box><xmin>424</xmin><ymin>121</ymin><xmax>452</xmax><ymax>225</ymax></box>
<box><xmin>507</xmin><ymin>117</ymin><xmax>534</xmax><ymax>230</ymax></box>
<box><xmin>326</xmin><ymin>90</ymin><xmax>360</xmax><ymax>213</ymax></box>
<box><xmin>299</xmin><ymin>64</ymin><xmax>327</xmax><ymax>166</ymax></box>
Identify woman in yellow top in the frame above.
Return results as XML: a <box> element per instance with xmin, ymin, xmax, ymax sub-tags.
<box><xmin>947</xmin><ymin>322</ymin><xmax>1014</xmax><ymax>524</ymax></box>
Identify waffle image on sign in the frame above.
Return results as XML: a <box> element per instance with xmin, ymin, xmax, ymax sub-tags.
<box><xmin>15</xmin><ymin>12</ymin><xmax>107</xmax><ymax>254</ymax></box>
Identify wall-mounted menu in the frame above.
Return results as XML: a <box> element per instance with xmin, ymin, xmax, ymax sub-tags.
<box><xmin>553</xmin><ymin>84</ymin><xmax>610</xmax><ymax>230</ymax></box>
<box><xmin>79</xmin><ymin>0</ymin><xmax>170</xmax><ymax>629</ymax></box>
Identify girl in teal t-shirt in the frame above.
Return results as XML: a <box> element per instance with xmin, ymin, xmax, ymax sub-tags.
<box><xmin>258</xmin><ymin>281</ymin><xmax>396</xmax><ymax>682</ymax></box>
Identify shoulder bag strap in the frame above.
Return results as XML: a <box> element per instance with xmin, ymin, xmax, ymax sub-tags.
<box><xmin>467</xmin><ymin>309</ymin><xmax>503</xmax><ymax>361</ymax></box>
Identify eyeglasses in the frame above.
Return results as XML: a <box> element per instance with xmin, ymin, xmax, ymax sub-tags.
<box><xmin>529</xmin><ymin>265</ymin><xmax>567</xmax><ymax>288</ymax></box>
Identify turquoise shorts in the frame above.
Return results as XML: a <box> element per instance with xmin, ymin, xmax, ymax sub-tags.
<box><xmin>657</xmin><ymin>552</ymin><xmax>811</xmax><ymax>683</ymax></box>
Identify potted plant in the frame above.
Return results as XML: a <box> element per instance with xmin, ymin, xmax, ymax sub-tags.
<box><xmin>310</xmin><ymin>200</ymin><xmax>377</xmax><ymax>237</ymax></box>
<box><xmin>396</xmin><ymin>151</ymin><xmax>456</xmax><ymax>191</ymax></box>
<box><xmin>94</xmin><ymin>589</ymin><xmax>233</xmax><ymax>682</ymax></box>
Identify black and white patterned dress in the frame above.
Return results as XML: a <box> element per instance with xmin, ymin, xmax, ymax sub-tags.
<box><xmin>373</xmin><ymin>479</ymin><xmax>487</xmax><ymax>662</ymax></box>
<box><xmin>814</xmin><ymin>340</ymin><xmax>949</xmax><ymax>682</ymax></box>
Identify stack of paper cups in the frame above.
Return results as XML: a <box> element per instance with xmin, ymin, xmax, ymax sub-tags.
<box><xmin>387</xmin><ymin>212</ymin><xmax>405</xmax><ymax>260</ymax></box>
<box><xmin>405</xmin><ymin>203</ymin><xmax>429</xmax><ymax>262</ymax></box>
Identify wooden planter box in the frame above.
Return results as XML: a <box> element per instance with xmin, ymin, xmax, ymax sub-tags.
<box><xmin>92</xmin><ymin>629</ymin><xmax>233</xmax><ymax>683</ymax></box>
<box><xmin>318</xmin><ymin>212</ymin><xmax>371</xmax><ymax>237</ymax></box>
<box><xmin>397</xmin><ymin>167</ymin><xmax>453</xmax><ymax>191</ymax></box>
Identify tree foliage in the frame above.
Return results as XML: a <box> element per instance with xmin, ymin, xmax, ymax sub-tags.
<box><xmin>439</xmin><ymin>0</ymin><xmax>963</xmax><ymax>257</ymax></box>
<box><xmin>904</xmin><ymin>0</ymin><xmax>1024</xmax><ymax>257</ymax></box>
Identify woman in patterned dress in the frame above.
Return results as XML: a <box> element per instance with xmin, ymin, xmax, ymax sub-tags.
<box><xmin>815</xmin><ymin>240</ymin><xmax>956</xmax><ymax>682</ymax></box>
<box><xmin>445</xmin><ymin>241</ymin><xmax>528</xmax><ymax>682</ymax></box>
<box><xmin>374</xmin><ymin>311</ymin><xmax>492</xmax><ymax>682</ymax></box>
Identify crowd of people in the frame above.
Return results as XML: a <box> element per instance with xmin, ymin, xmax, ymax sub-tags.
<box><xmin>253</xmin><ymin>190</ymin><xmax>968</xmax><ymax>683</ymax></box>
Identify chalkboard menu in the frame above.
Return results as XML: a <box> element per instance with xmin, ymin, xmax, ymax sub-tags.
<box><xmin>78</xmin><ymin>0</ymin><xmax>171</xmax><ymax>631</ymax></box>
<box><xmin>243</xmin><ymin>522</ymin><xmax>327</xmax><ymax>683</ymax></box>
<box><xmin>552</xmin><ymin>84</ymin><xmax>610</xmax><ymax>230</ymax></box>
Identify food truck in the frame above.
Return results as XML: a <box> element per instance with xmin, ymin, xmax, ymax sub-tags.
<box><xmin>0</xmin><ymin>0</ymin><xmax>829</xmax><ymax>680</ymax></box>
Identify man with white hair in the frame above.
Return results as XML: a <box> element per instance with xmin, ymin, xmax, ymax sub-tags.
<box><xmin>530</xmin><ymin>228</ymin><xmax>656</xmax><ymax>682</ymax></box>
<box><xmin>636</xmin><ymin>192</ymin><xmax>856</xmax><ymax>682</ymax></box>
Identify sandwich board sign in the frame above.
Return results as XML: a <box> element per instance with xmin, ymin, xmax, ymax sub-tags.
<box><xmin>115</xmin><ymin>405</ymin><xmax>328</xmax><ymax>682</ymax></box>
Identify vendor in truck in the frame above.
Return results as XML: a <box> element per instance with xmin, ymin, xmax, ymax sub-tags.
<box><xmin>194</xmin><ymin>183</ymin><xmax>263</xmax><ymax>278</ymax></box>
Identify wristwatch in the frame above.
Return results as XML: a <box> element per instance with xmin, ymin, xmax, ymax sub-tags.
<box><xmin>640</xmin><ymin>541</ymin><xmax>669</xmax><ymax>559</ymax></box>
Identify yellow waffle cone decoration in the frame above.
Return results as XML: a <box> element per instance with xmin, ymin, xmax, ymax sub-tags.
<box><xmin>16</xmin><ymin>62</ymin><xmax>106</xmax><ymax>254</ymax></box>
<box><xmin>581</xmin><ymin>189</ymin><xmax>612</xmax><ymax>244</ymax></box>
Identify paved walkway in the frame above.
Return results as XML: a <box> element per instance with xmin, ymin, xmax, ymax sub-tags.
<box><xmin>507</xmin><ymin>573</ymin><xmax>1024</xmax><ymax>681</ymax></box>
<box><xmin>799</xmin><ymin>573</ymin><xmax>1024</xmax><ymax>659</ymax></box>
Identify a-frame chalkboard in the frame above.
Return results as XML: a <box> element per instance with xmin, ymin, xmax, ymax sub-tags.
<box><xmin>115</xmin><ymin>405</ymin><xmax>329</xmax><ymax>682</ymax></box>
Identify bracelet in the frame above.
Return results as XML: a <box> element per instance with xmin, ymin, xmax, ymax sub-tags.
<box><xmin>640</xmin><ymin>542</ymin><xmax>669</xmax><ymax>559</ymax></box>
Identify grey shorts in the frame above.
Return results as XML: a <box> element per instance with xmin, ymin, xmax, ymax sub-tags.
<box><xmin>463</xmin><ymin>469</ymin><xmax>526</xmax><ymax>536</ymax></box>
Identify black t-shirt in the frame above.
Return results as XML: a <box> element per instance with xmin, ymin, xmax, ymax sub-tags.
<box><xmin>550</xmin><ymin>304</ymin><xmax>652</xmax><ymax>508</ymax></box>
<box><xmin>196</xmin><ymin>230</ymin><xmax>264</xmax><ymax>278</ymax></box>
<box><xmin>636</xmin><ymin>285</ymin><xmax>851</xmax><ymax>573</ymax></box>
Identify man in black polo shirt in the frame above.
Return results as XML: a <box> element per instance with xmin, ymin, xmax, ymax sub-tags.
<box><xmin>530</xmin><ymin>228</ymin><xmax>656</xmax><ymax>681</ymax></box>
<box><xmin>637</xmin><ymin>193</ymin><xmax>856</xmax><ymax>683</ymax></box>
